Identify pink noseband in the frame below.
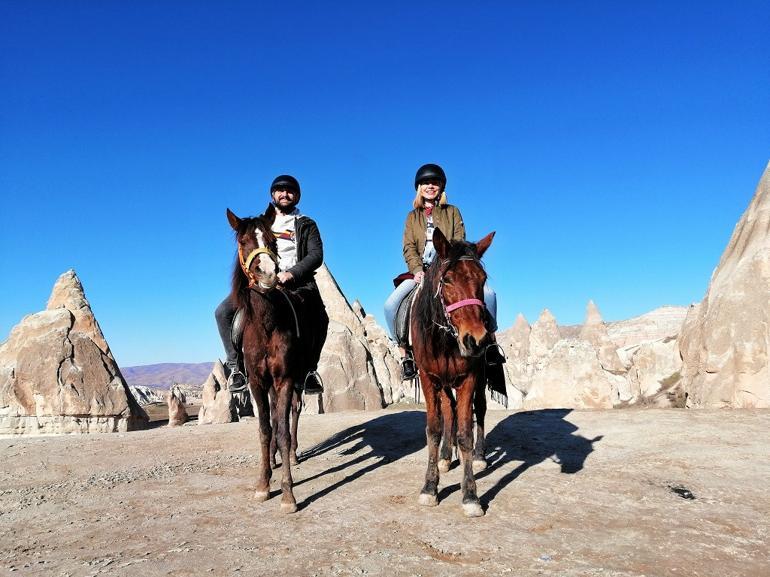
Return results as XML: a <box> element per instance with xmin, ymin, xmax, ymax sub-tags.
<box><xmin>445</xmin><ymin>298</ymin><xmax>485</xmax><ymax>313</ymax></box>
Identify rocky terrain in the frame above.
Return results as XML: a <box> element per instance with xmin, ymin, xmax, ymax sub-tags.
<box><xmin>0</xmin><ymin>271</ymin><xmax>148</xmax><ymax>434</ymax></box>
<box><xmin>1</xmin><ymin>407</ymin><xmax>767</xmax><ymax>576</ymax></box>
<box><xmin>2</xmin><ymin>162</ymin><xmax>770</xmax><ymax>435</ymax></box>
<box><xmin>128</xmin><ymin>385</ymin><xmax>166</xmax><ymax>405</ymax></box>
<box><xmin>491</xmin><ymin>162</ymin><xmax>770</xmax><ymax>411</ymax></box>
<box><xmin>130</xmin><ymin>383</ymin><xmax>203</xmax><ymax>405</ymax></box>
<box><xmin>679</xmin><ymin>161</ymin><xmax>770</xmax><ymax>408</ymax></box>
<box><xmin>121</xmin><ymin>363</ymin><xmax>214</xmax><ymax>389</ymax></box>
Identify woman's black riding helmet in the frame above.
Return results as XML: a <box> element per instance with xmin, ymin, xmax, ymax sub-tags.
<box><xmin>414</xmin><ymin>164</ymin><xmax>446</xmax><ymax>190</ymax></box>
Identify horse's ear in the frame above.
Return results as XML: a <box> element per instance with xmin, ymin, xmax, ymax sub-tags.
<box><xmin>227</xmin><ymin>208</ymin><xmax>241</xmax><ymax>231</ymax></box>
<box><xmin>263</xmin><ymin>203</ymin><xmax>276</xmax><ymax>226</ymax></box>
<box><xmin>475</xmin><ymin>232</ymin><xmax>495</xmax><ymax>259</ymax></box>
<box><xmin>433</xmin><ymin>227</ymin><xmax>449</xmax><ymax>259</ymax></box>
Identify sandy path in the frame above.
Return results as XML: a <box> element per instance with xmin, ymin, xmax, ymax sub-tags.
<box><xmin>1</xmin><ymin>408</ymin><xmax>768</xmax><ymax>577</ymax></box>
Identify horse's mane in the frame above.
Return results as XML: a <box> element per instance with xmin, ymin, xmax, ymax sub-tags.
<box><xmin>413</xmin><ymin>239</ymin><xmax>484</xmax><ymax>344</ymax></box>
<box><xmin>229</xmin><ymin>215</ymin><xmax>277</xmax><ymax>316</ymax></box>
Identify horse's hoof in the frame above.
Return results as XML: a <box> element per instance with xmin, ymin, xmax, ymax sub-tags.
<box><xmin>472</xmin><ymin>459</ymin><xmax>487</xmax><ymax>472</ymax></box>
<box><xmin>253</xmin><ymin>490</ymin><xmax>270</xmax><ymax>502</ymax></box>
<box><xmin>271</xmin><ymin>461</ymin><xmax>280</xmax><ymax>470</ymax></box>
<box><xmin>280</xmin><ymin>502</ymin><xmax>298</xmax><ymax>514</ymax></box>
<box><xmin>418</xmin><ymin>493</ymin><xmax>438</xmax><ymax>507</ymax></box>
<box><xmin>437</xmin><ymin>459</ymin><xmax>451</xmax><ymax>473</ymax></box>
<box><xmin>462</xmin><ymin>502</ymin><xmax>484</xmax><ymax>517</ymax></box>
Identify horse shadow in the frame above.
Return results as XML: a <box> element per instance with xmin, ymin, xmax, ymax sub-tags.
<box><xmin>438</xmin><ymin>409</ymin><xmax>603</xmax><ymax>508</ymax></box>
<box><xmin>292</xmin><ymin>409</ymin><xmax>601</xmax><ymax>511</ymax></box>
<box><xmin>293</xmin><ymin>410</ymin><xmax>426</xmax><ymax>509</ymax></box>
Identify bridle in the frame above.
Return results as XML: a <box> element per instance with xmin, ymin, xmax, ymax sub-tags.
<box><xmin>432</xmin><ymin>255</ymin><xmax>486</xmax><ymax>339</ymax></box>
<box><xmin>238</xmin><ymin>239</ymin><xmax>279</xmax><ymax>292</ymax></box>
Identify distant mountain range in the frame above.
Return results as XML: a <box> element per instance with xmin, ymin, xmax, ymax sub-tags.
<box><xmin>121</xmin><ymin>362</ymin><xmax>214</xmax><ymax>388</ymax></box>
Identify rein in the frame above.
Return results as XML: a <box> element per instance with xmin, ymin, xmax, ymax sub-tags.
<box><xmin>431</xmin><ymin>255</ymin><xmax>486</xmax><ymax>338</ymax></box>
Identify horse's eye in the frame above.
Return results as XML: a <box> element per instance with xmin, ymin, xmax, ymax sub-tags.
<box><xmin>443</xmin><ymin>276</ymin><xmax>453</xmax><ymax>285</ymax></box>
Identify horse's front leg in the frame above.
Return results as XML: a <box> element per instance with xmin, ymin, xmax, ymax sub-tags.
<box><xmin>418</xmin><ymin>379</ymin><xmax>441</xmax><ymax>507</ymax></box>
<box><xmin>438</xmin><ymin>387</ymin><xmax>456</xmax><ymax>473</ymax></box>
<box><xmin>290</xmin><ymin>389</ymin><xmax>301</xmax><ymax>466</ymax></box>
<box><xmin>472</xmin><ymin>382</ymin><xmax>487</xmax><ymax>471</ymax></box>
<box><xmin>456</xmin><ymin>375</ymin><xmax>484</xmax><ymax>517</ymax></box>
<box><xmin>250</xmin><ymin>384</ymin><xmax>272</xmax><ymax>502</ymax></box>
<box><xmin>274</xmin><ymin>380</ymin><xmax>297</xmax><ymax>513</ymax></box>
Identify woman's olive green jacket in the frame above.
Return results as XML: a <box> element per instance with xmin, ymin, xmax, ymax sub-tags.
<box><xmin>402</xmin><ymin>204</ymin><xmax>466</xmax><ymax>275</ymax></box>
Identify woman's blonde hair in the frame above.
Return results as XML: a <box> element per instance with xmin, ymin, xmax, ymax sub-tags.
<box><xmin>412</xmin><ymin>186</ymin><xmax>448</xmax><ymax>209</ymax></box>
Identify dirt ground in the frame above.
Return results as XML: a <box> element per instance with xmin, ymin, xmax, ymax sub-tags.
<box><xmin>1</xmin><ymin>407</ymin><xmax>768</xmax><ymax>577</ymax></box>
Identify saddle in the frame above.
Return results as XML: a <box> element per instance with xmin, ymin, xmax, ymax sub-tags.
<box><xmin>230</xmin><ymin>289</ymin><xmax>301</xmax><ymax>354</ymax></box>
<box><xmin>394</xmin><ymin>284</ymin><xmax>420</xmax><ymax>348</ymax></box>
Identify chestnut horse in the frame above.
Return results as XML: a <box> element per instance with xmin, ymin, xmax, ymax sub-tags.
<box><xmin>412</xmin><ymin>227</ymin><xmax>495</xmax><ymax>517</ymax></box>
<box><xmin>227</xmin><ymin>205</ymin><xmax>306</xmax><ymax>513</ymax></box>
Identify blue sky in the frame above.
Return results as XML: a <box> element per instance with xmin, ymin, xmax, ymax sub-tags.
<box><xmin>1</xmin><ymin>1</ymin><xmax>769</xmax><ymax>367</ymax></box>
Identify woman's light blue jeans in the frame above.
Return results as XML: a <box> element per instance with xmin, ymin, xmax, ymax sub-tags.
<box><xmin>384</xmin><ymin>280</ymin><xmax>497</xmax><ymax>340</ymax></box>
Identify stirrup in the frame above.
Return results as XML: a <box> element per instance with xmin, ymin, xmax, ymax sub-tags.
<box><xmin>303</xmin><ymin>371</ymin><xmax>324</xmax><ymax>394</ymax></box>
<box><xmin>226</xmin><ymin>366</ymin><xmax>248</xmax><ymax>393</ymax></box>
<box><xmin>400</xmin><ymin>351</ymin><xmax>418</xmax><ymax>381</ymax></box>
<box><xmin>484</xmin><ymin>344</ymin><xmax>506</xmax><ymax>366</ymax></box>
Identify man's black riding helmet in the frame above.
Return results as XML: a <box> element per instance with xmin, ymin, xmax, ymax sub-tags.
<box><xmin>270</xmin><ymin>174</ymin><xmax>301</xmax><ymax>195</ymax></box>
<box><xmin>414</xmin><ymin>164</ymin><xmax>446</xmax><ymax>190</ymax></box>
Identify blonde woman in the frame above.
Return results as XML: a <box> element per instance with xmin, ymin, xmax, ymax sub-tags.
<box><xmin>384</xmin><ymin>163</ymin><xmax>500</xmax><ymax>380</ymax></box>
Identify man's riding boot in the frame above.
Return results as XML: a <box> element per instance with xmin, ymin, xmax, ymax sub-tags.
<box><xmin>401</xmin><ymin>349</ymin><xmax>418</xmax><ymax>381</ymax></box>
<box><xmin>225</xmin><ymin>361</ymin><xmax>248</xmax><ymax>393</ymax></box>
<box><xmin>303</xmin><ymin>370</ymin><xmax>324</xmax><ymax>394</ymax></box>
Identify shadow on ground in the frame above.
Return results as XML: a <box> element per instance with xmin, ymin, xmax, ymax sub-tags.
<box><xmin>297</xmin><ymin>408</ymin><xmax>601</xmax><ymax>510</ymax></box>
<box><xmin>471</xmin><ymin>409</ymin><xmax>603</xmax><ymax>507</ymax></box>
<box><xmin>295</xmin><ymin>410</ymin><xmax>426</xmax><ymax>508</ymax></box>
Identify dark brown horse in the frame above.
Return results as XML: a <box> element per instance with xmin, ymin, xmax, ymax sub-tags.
<box><xmin>227</xmin><ymin>205</ymin><xmax>307</xmax><ymax>513</ymax></box>
<box><xmin>411</xmin><ymin>227</ymin><xmax>495</xmax><ymax>517</ymax></box>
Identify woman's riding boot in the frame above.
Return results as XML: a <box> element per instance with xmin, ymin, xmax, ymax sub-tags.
<box><xmin>484</xmin><ymin>343</ymin><xmax>506</xmax><ymax>366</ymax></box>
<box><xmin>484</xmin><ymin>343</ymin><xmax>507</xmax><ymax>405</ymax></box>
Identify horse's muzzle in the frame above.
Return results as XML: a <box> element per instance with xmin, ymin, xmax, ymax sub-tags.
<box><xmin>459</xmin><ymin>332</ymin><xmax>489</xmax><ymax>358</ymax></box>
<box><xmin>258</xmin><ymin>277</ymin><xmax>278</xmax><ymax>291</ymax></box>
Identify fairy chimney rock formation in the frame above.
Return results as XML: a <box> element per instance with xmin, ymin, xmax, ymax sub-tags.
<box><xmin>582</xmin><ymin>300</ymin><xmax>603</xmax><ymax>326</ymax></box>
<box><xmin>529</xmin><ymin>309</ymin><xmax>560</xmax><ymax>361</ymax></box>
<box><xmin>167</xmin><ymin>386</ymin><xmax>188</xmax><ymax>427</ymax></box>
<box><xmin>198</xmin><ymin>360</ymin><xmax>238</xmax><ymax>424</ymax></box>
<box><xmin>311</xmin><ymin>263</ymin><xmax>397</xmax><ymax>412</ymax></box>
<box><xmin>679</xmin><ymin>161</ymin><xmax>770</xmax><ymax>408</ymax></box>
<box><xmin>506</xmin><ymin>314</ymin><xmax>532</xmax><ymax>353</ymax></box>
<box><xmin>0</xmin><ymin>270</ymin><xmax>148</xmax><ymax>434</ymax></box>
<box><xmin>579</xmin><ymin>300</ymin><xmax>627</xmax><ymax>375</ymax></box>
<box><xmin>315</xmin><ymin>264</ymin><xmax>365</xmax><ymax>337</ymax></box>
<box><xmin>352</xmin><ymin>299</ymin><xmax>366</xmax><ymax>321</ymax></box>
<box><xmin>524</xmin><ymin>340</ymin><xmax>615</xmax><ymax>410</ymax></box>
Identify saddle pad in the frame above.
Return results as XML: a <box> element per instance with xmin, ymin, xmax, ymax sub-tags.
<box><xmin>394</xmin><ymin>284</ymin><xmax>419</xmax><ymax>347</ymax></box>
